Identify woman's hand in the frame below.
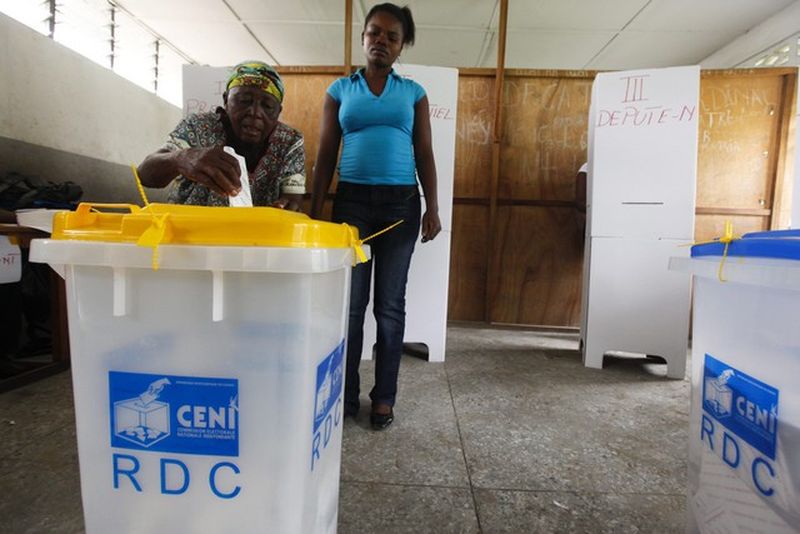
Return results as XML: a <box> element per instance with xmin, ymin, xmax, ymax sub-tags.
<box><xmin>137</xmin><ymin>146</ymin><xmax>239</xmax><ymax>192</ymax></box>
<box><xmin>421</xmin><ymin>209</ymin><xmax>441</xmax><ymax>242</ymax></box>
<box><xmin>176</xmin><ymin>147</ymin><xmax>241</xmax><ymax>196</ymax></box>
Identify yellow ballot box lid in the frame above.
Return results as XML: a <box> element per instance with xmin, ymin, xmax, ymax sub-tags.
<box><xmin>52</xmin><ymin>203</ymin><xmax>359</xmax><ymax>248</ymax></box>
<box><xmin>49</xmin><ymin>203</ymin><xmax>369</xmax><ymax>269</ymax></box>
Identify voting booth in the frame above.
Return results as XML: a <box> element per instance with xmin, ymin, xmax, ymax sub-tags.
<box><xmin>581</xmin><ymin>65</ymin><xmax>699</xmax><ymax>379</ymax></box>
<box><xmin>671</xmin><ymin>231</ymin><xmax>800</xmax><ymax>533</ymax></box>
<box><xmin>31</xmin><ymin>204</ymin><xmax>360</xmax><ymax>533</ymax></box>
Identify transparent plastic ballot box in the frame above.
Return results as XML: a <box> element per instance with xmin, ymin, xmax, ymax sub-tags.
<box><xmin>30</xmin><ymin>202</ymin><xmax>367</xmax><ymax>534</ymax></box>
<box><xmin>669</xmin><ymin>231</ymin><xmax>800</xmax><ymax>533</ymax></box>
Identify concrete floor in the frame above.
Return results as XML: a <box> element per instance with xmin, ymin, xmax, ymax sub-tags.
<box><xmin>0</xmin><ymin>326</ymin><xmax>690</xmax><ymax>533</ymax></box>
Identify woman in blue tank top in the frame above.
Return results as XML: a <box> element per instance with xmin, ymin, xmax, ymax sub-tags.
<box><xmin>311</xmin><ymin>3</ymin><xmax>441</xmax><ymax>430</ymax></box>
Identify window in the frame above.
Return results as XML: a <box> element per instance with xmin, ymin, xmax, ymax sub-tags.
<box><xmin>747</xmin><ymin>33</ymin><xmax>800</xmax><ymax>68</ymax></box>
<box><xmin>0</xmin><ymin>0</ymin><xmax>50</xmax><ymax>35</ymax></box>
<box><xmin>157</xmin><ymin>44</ymin><xmax>184</xmax><ymax>107</ymax></box>
<box><xmin>0</xmin><ymin>0</ymin><xmax>189</xmax><ymax>106</ymax></box>
<box><xmin>114</xmin><ymin>8</ymin><xmax>157</xmax><ymax>93</ymax></box>
<box><xmin>55</xmin><ymin>0</ymin><xmax>111</xmax><ymax>67</ymax></box>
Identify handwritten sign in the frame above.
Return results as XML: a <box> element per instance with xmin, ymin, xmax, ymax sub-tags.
<box><xmin>596</xmin><ymin>74</ymin><xmax>697</xmax><ymax>129</ymax></box>
<box><xmin>588</xmin><ymin>65</ymin><xmax>700</xmax><ymax>239</ymax></box>
<box><xmin>0</xmin><ymin>236</ymin><xmax>22</xmax><ymax>284</ymax></box>
<box><xmin>596</xmin><ymin>105</ymin><xmax>695</xmax><ymax>128</ymax></box>
<box><xmin>428</xmin><ymin>104</ymin><xmax>454</xmax><ymax>121</ymax></box>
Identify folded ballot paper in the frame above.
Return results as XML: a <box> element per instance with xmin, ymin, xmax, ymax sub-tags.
<box><xmin>224</xmin><ymin>146</ymin><xmax>252</xmax><ymax>207</ymax></box>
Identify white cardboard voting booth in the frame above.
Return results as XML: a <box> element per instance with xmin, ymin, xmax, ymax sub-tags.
<box><xmin>182</xmin><ymin>65</ymin><xmax>228</xmax><ymax>118</ymax></box>
<box><xmin>581</xmin><ymin>65</ymin><xmax>698</xmax><ymax>379</ymax></box>
<box><xmin>181</xmin><ymin>64</ymin><xmax>456</xmax><ymax>364</ymax></box>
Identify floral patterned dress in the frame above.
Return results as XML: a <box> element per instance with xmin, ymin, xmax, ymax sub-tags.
<box><xmin>162</xmin><ymin>109</ymin><xmax>306</xmax><ymax>206</ymax></box>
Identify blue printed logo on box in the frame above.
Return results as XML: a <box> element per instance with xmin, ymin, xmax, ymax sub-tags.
<box><xmin>109</xmin><ymin>371</ymin><xmax>239</xmax><ymax>457</ymax></box>
<box><xmin>702</xmin><ymin>354</ymin><xmax>779</xmax><ymax>460</ymax></box>
<box><xmin>313</xmin><ymin>341</ymin><xmax>344</xmax><ymax>434</ymax></box>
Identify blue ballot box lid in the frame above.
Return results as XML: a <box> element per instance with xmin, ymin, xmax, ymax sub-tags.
<box><xmin>742</xmin><ymin>229</ymin><xmax>800</xmax><ymax>239</ymax></box>
<box><xmin>691</xmin><ymin>230</ymin><xmax>800</xmax><ymax>261</ymax></box>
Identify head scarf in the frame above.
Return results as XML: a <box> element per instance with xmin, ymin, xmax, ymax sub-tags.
<box><xmin>226</xmin><ymin>61</ymin><xmax>285</xmax><ymax>103</ymax></box>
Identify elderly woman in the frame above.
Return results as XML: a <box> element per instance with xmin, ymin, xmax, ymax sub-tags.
<box><xmin>138</xmin><ymin>61</ymin><xmax>305</xmax><ymax>210</ymax></box>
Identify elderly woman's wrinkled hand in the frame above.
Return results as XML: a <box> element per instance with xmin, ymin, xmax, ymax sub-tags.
<box><xmin>177</xmin><ymin>147</ymin><xmax>242</xmax><ymax>197</ymax></box>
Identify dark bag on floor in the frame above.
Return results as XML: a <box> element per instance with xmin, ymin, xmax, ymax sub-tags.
<box><xmin>0</xmin><ymin>172</ymin><xmax>83</xmax><ymax>210</ymax></box>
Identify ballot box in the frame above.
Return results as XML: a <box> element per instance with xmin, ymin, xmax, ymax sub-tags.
<box><xmin>670</xmin><ymin>231</ymin><xmax>800</xmax><ymax>533</ymax></box>
<box><xmin>31</xmin><ymin>203</ymin><xmax>364</xmax><ymax>534</ymax></box>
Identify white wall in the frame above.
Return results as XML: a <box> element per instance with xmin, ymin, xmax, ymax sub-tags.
<box><xmin>0</xmin><ymin>13</ymin><xmax>182</xmax><ymax>202</ymax></box>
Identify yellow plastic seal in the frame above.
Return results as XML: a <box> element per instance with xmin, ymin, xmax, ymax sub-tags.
<box><xmin>685</xmin><ymin>220</ymin><xmax>740</xmax><ymax>282</ymax></box>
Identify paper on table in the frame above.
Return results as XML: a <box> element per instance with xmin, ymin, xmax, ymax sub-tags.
<box><xmin>0</xmin><ymin>236</ymin><xmax>21</xmax><ymax>283</ymax></box>
<box><xmin>224</xmin><ymin>146</ymin><xmax>252</xmax><ymax>207</ymax></box>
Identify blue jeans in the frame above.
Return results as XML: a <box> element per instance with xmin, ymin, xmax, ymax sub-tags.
<box><xmin>332</xmin><ymin>182</ymin><xmax>421</xmax><ymax>410</ymax></box>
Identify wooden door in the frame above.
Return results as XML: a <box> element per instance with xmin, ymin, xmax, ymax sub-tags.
<box><xmin>696</xmin><ymin>69</ymin><xmax>797</xmax><ymax>241</ymax></box>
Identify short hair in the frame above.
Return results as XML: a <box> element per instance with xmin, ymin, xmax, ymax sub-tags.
<box><xmin>365</xmin><ymin>3</ymin><xmax>416</xmax><ymax>46</ymax></box>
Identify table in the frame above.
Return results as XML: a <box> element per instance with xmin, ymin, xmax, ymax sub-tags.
<box><xmin>0</xmin><ymin>223</ymin><xmax>70</xmax><ymax>392</ymax></box>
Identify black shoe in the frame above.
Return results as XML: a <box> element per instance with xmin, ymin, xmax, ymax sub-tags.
<box><xmin>370</xmin><ymin>407</ymin><xmax>394</xmax><ymax>430</ymax></box>
<box><xmin>343</xmin><ymin>402</ymin><xmax>359</xmax><ymax>419</ymax></box>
